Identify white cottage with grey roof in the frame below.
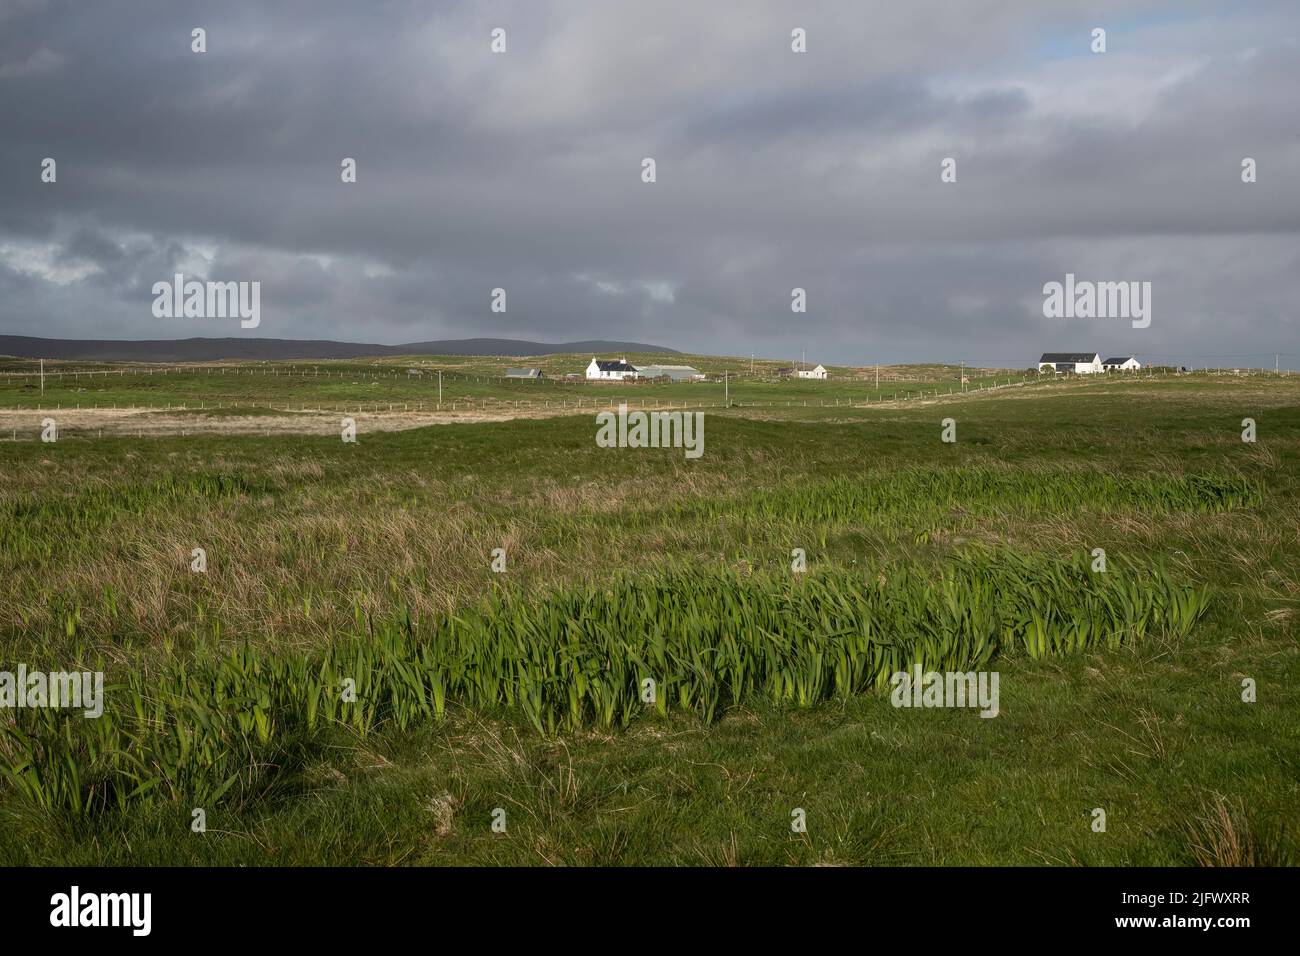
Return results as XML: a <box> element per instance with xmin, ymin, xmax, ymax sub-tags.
<box><xmin>585</xmin><ymin>357</ymin><xmax>639</xmax><ymax>380</ymax></box>
<box><xmin>1039</xmin><ymin>352</ymin><xmax>1102</xmax><ymax>374</ymax></box>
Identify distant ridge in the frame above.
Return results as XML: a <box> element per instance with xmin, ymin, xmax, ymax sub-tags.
<box><xmin>0</xmin><ymin>335</ymin><xmax>680</xmax><ymax>362</ymax></box>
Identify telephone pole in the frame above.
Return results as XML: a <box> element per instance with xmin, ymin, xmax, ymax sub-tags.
<box><xmin>438</xmin><ymin>370</ymin><xmax>442</xmax><ymax>402</ymax></box>
<box><xmin>1276</xmin><ymin>353</ymin><xmax>1280</xmax><ymax>375</ymax></box>
<box><xmin>724</xmin><ymin>370</ymin><xmax>729</xmax><ymax>406</ymax></box>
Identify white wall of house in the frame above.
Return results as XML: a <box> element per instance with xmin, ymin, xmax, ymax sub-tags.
<box><xmin>1040</xmin><ymin>355</ymin><xmax>1103</xmax><ymax>374</ymax></box>
<box><xmin>585</xmin><ymin>358</ymin><xmax>637</xmax><ymax>380</ymax></box>
<box><xmin>795</xmin><ymin>364</ymin><xmax>827</xmax><ymax>379</ymax></box>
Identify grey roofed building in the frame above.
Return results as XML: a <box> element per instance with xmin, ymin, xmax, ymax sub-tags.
<box><xmin>1039</xmin><ymin>351</ymin><xmax>1103</xmax><ymax>374</ymax></box>
<box><xmin>637</xmin><ymin>364</ymin><xmax>703</xmax><ymax>381</ymax></box>
<box><xmin>586</xmin><ymin>356</ymin><xmax>640</xmax><ymax>380</ymax></box>
<box><xmin>1040</xmin><ymin>352</ymin><xmax>1100</xmax><ymax>364</ymax></box>
<box><xmin>505</xmin><ymin>367</ymin><xmax>543</xmax><ymax>378</ymax></box>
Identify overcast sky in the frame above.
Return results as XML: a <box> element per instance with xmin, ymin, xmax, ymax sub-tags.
<box><xmin>2</xmin><ymin>0</ymin><xmax>1297</xmax><ymax>366</ymax></box>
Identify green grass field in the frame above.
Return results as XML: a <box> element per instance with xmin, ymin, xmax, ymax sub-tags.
<box><xmin>0</xmin><ymin>352</ymin><xmax>1049</xmax><ymax>415</ymax></box>
<box><xmin>1</xmin><ymin>360</ymin><xmax>1296</xmax><ymax>865</ymax></box>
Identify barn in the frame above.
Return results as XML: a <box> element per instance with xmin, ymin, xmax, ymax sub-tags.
<box><xmin>637</xmin><ymin>364</ymin><xmax>704</xmax><ymax>381</ymax></box>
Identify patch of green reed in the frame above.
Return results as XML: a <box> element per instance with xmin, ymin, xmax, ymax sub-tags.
<box><xmin>640</xmin><ymin>469</ymin><xmax>1259</xmax><ymax>529</ymax></box>
<box><xmin>1</xmin><ymin>550</ymin><xmax>1209</xmax><ymax>822</ymax></box>
<box><xmin>0</xmin><ymin>472</ymin><xmax>281</xmax><ymax>561</ymax></box>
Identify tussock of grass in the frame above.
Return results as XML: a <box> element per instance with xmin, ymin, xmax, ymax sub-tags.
<box><xmin>1185</xmin><ymin>793</ymin><xmax>1294</xmax><ymax>867</ymax></box>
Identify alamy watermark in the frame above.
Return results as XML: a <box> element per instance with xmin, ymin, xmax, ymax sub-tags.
<box><xmin>890</xmin><ymin>665</ymin><xmax>999</xmax><ymax>718</ymax></box>
<box><xmin>1043</xmin><ymin>273</ymin><xmax>1150</xmax><ymax>328</ymax></box>
<box><xmin>0</xmin><ymin>665</ymin><xmax>104</xmax><ymax>718</ymax></box>
<box><xmin>50</xmin><ymin>886</ymin><xmax>151</xmax><ymax>936</ymax></box>
<box><xmin>152</xmin><ymin>272</ymin><xmax>260</xmax><ymax>328</ymax></box>
<box><xmin>595</xmin><ymin>402</ymin><xmax>704</xmax><ymax>459</ymax></box>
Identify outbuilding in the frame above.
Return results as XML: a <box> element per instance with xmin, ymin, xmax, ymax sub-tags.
<box><xmin>636</xmin><ymin>364</ymin><xmax>704</xmax><ymax>381</ymax></box>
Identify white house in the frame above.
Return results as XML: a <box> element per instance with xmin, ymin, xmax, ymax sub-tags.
<box><xmin>1102</xmin><ymin>356</ymin><xmax>1141</xmax><ymax>371</ymax></box>
<box><xmin>1039</xmin><ymin>352</ymin><xmax>1103</xmax><ymax>374</ymax></box>
<box><xmin>795</xmin><ymin>364</ymin><xmax>828</xmax><ymax>380</ymax></box>
<box><xmin>585</xmin><ymin>357</ymin><xmax>639</xmax><ymax>381</ymax></box>
<box><xmin>637</xmin><ymin>364</ymin><xmax>704</xmax><ymax>382</ymax></box>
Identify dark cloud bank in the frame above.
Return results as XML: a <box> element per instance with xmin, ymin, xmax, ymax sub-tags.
<box><xmin>1</xmin><ymin>0</ymin><xmax>1297</xmax><ymax>366</ymax></box>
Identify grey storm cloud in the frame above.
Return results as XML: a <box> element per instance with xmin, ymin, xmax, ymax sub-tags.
<box><xmin>1</xmin><ymin>0</ymin><xmax>1298</xmax><ymax>365</ymax></box>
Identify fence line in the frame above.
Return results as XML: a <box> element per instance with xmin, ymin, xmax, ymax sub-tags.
<box><xmin>1</xmin><ymin>367</ymin><xmax>1294</xmax><ymax>439</ymax></box>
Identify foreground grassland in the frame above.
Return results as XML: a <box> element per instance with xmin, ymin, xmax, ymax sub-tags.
<box><xmin>0</xmin><ymin>368</ymin><xmax>1297</xmax><ymax>865</ymax></box>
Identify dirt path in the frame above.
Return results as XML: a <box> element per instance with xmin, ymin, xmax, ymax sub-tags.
<box><xmin>0</xmin><ymin>400</ymin><xmax>732</xmax><ymax>438</ymax></box>
<box><xmin>0</xmin><ymin>404</ymin><xmax>585</xmax><ymax>438</ymax></box>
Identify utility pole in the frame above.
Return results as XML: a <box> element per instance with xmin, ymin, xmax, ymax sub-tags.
<box><xmin>438</xmin><ymin>370</ymin><xmax>442</xmax><ymax>402</ymax></box>
<box><xmin>961</xmin><ymin>360</ymin><xmax>965</xmax><ymax>392</ymax></box>
<box><xmin>750</xmin><ymin>353</ymin><xmax>754</xmax><ymax>376</ymax></box>
<box><xmin>875</xmin><ymin>364</ymin><xmax>879</xmax><ymax>389</ymax></box>
<box><xmin>1276</xmin><ymin>353</ymin><xmax>1280</xmax><ymax>375</ymax></box>
<box><xmin>724</xmin><ymin>370</ymin><xmax>729</xmax><ymax>406</ymax></box>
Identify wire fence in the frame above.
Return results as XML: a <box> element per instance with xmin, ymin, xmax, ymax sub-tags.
<box><xmin>6</xmin><ymin>368</ymin><xmax>1284</xmax><ymax>440</ymax></box>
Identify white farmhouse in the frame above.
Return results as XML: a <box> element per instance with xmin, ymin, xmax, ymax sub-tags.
<box><xmin>1039</xmin><ymin>352</ymin><xmax>1103</xmax><ymax>374</ymax></box>
<box><xmin>1102</xmin><ymin>356</ymin><xmax>1141</xmax><ymax>371</ymax></box>
<box><xmin>585</xmin><ymin>357</ymin><xmax>639</xmax><ymax>381</ymax></box>
<box><xmin>795</xmin><ymin>364</ymin><xmax>828</xmax><ymax>380</ymax></box>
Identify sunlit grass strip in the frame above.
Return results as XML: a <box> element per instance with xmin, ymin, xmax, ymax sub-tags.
<box><xmin>644</xmin><ymin>470</ymin><xmax>1260</xmax><ymax>528</ymax></box>
<box><xmin>1</xmin><ymin>551</ymin><xmax>1209</xmax><ymax>819</ymax></box>
<box><xmin>0</xmin><ymin>473</ymin><xmax>277</xmax><ymax>561</ymax></box>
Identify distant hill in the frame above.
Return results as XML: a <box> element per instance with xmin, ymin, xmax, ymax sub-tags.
<box><xmin>0</xmin><ymin>336</ymin><xmax>679</xmax><ymax>362</ymax></box>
